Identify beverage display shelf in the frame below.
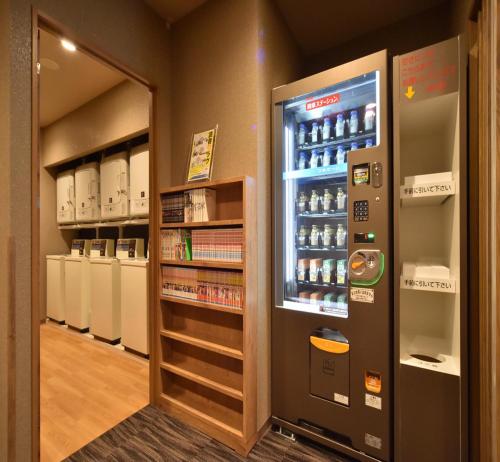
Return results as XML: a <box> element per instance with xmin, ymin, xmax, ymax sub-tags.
<box><xmin>297</xmin><ymin>212</ymin><xmax>347</xmax><ymax>219</ymax></box>
<box><xmin>296</xmin><ymin>246</ymin><xmax>347</xmax><ymax>252</ymax></box>
<box><xmin>297</xmin><ymin>281</ymin><xmax>348</xmax><ymax>290</ymax></box>
<box><xmin>295</xmin><ymin>131</ymin><xmax>376</xmax><ymax>152</ymax></box>
<box><xmin>283</xmin><ymin>164</ymin><xmax>347</xmax><ymax>181</ymax></box>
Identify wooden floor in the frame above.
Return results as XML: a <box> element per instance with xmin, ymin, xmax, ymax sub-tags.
<box><xmin>40</xmin><ymin>322</ymin><xmax>149</xmax><ymax>462</ymax></box>
<box><xmin>68</xmin><ymin>405</ymin><xmax>350</xmax><ymax>462</ymax></box>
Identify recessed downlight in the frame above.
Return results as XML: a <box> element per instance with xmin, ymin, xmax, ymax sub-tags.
<box><xmin>61</xmin><ymin>39</ymin><xmax>76</xmax><ymax>52</ymax></box>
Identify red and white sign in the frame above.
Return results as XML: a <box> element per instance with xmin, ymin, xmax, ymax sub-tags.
<box><xmin>306</xmin><ymin>93</ymin><xmax>340</xmax><ymax>111</ymax></box>
<box><xmin>399</xmin><ymin>40</ymin><xmax>458</xmax><ymax>102</ymax></box>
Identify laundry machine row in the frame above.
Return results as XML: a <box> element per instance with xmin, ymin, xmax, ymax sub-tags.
<box><xmin>47</xmin><ymin>238</ymin><xmax>149</xmax><ymax>355</ymax></box>
<box><xmin>55</xmin><ymin>143</ymin><xmax>149</xmax><ymax>224</ymax></box>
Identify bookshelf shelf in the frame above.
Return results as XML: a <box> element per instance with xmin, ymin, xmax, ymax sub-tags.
<box><xmin>156</xmin><ymin>176</ymin><xmax>262</xmax><ymax>456</ymax></box>
<box><xmin>160</xmin><ymin>295</ymin><xmax>244</xmax><ymax>315</ymax></box>
<box><xmin>160</xmin><ymin>361</ymin><xmax>243</xmax><ymax>401</ymax></box>
<box><xmin>160</xmin><ymin>219</ymin><xmax>244</xmax><ymax>229</ymax></box>
<box><xmin>160</xmin><ymin>328</ymin><xmax>244</xmax><ymax>360</ymax></box>
<box><xmin>160</xmin><ymin>389</ymin><xmax>243</xmax><ymax>437</ymax></box>
<box><xmin>160</xmin><ymin>260</ymin><xmax>244</xmax><ymax>270</ymax></box>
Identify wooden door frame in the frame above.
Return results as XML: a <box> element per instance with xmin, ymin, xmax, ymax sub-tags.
<box><xmin>472</xmin><ymin>0</ymin><xmax>498</xmax><ymax>461</ymax></box>
<box><xmin>31</xmin><ymin>8</ymin><xmax>159</xmax><ymax>461</ymax></box>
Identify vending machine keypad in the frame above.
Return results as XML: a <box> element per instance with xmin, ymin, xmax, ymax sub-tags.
<box><xmin>354</xmin><ymin>200</ymin><xmax>369</xmax><ymax>222</ymax></box>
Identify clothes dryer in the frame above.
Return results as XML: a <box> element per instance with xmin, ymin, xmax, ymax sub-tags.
<box><xmin>56</xmin><ymin>170</ymin><xmax>75</xmax><ymax>224</ymax></box>
<box><xmin>75</xmin><ymin>162</ymin><xmax>100</xmax><ymax>222</ymax></box>
<box><xmin>130</xmin><ymin>144</ymin><xmax>149</xmax><ymax>217</ymax></box>
<box><xmin>101</xmin><ymin>152</ymin><xmax>129</xmax><ymax>220</ymax></box>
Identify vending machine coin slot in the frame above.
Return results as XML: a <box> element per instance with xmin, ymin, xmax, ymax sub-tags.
<box><xmin>371</xmin><ymin>162</ymin><xmax>383</xmax><ymax>188</ymax></box>
<box><xmin>348</xmin><ymin>249</ymin><xmax>384</xmax><ymax>286</ymax></box>
<box><xmin>310</xmin><ymin>328</ymin><xmax>350</xmax><ymax>406</ymax></box>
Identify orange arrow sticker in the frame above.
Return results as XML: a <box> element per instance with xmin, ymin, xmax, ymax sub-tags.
<box><xmin>405</xmin><ymin>85</ymin><xmax>415</xmax><ymax>100</ymax></box>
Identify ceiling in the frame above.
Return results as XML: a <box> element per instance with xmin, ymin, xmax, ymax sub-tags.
<box><xmin>39</xmin><ymin>29</ymin><xmax>125</xmax><ymax>127</ymax></box>
<box><xmin>144</xmin><ymin>0</ymin><xmax>207</xmax><ymax>24</ymax></box>
<box><xmin>274</xmin><ymin>0</ymin><xmax>449</xmax><ymax>55</ymax></box>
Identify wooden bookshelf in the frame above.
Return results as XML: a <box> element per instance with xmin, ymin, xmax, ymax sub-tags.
<box><xmin>160</xmin><ymin>218</ymin><xmax>244</xmax><ymax>229</ymax></box>
<box><xmin>155</xmin><ymin>176</ymin><xmax>263</xmax><ymax>456</ymax></box>
<box><xmin>159</xmin><ymin>295</ymin><xmax>243</xmax><ymax>315</ymax></box>
<box><xmin>160</xmin><ymin>260</ymin><xmax>244</xmax><ymax>270</ymax></box>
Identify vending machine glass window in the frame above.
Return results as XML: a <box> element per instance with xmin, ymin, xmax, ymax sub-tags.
<box><xmin>280</xmin><ymin>71</ymin><xmax>380</xmax><ymax>318</ymax></box>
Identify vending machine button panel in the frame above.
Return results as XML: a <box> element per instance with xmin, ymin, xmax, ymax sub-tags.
<box><xmin>354</xmin><ymin>200</ymin><xmax>369</xmax><ymax>222</ymax></box>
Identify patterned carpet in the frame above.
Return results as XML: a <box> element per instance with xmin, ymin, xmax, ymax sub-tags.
<box><xmin>66</xmin><ymin>405</ymin><xmax>352</xmax><ymax>461</ymax></box>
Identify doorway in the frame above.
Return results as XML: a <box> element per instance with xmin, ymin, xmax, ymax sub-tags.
<box><xmin>33</xmin><ymin>14</ymin><xmax>156</xmax><ymax>462</ymax></box>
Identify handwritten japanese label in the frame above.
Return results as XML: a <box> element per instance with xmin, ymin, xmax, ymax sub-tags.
<box><xmin>306</xmin><ymin>93</ymin><xmax>340</xmax><ymax>111</ymax></box>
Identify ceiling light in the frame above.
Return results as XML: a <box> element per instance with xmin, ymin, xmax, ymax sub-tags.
<box><xmin>61</xmin><ymin>39</ymin><xmax>76</xmax><ymax>52</ymax></box>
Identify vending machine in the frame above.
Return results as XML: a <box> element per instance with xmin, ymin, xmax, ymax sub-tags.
<box><xmin>272</xmin><ymin>50</ymin><xmax>391</xmax><ymax>461</ymax></box>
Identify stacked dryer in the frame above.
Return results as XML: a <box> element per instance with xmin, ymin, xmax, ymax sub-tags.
<box><xmin>56</xmin><ymin>170</ymin><xmax>75</xmax><ymax>224</ymax></box>
<box><xmin>101</xmin><ymin>152</ymin><xmax>130</xmax><ymax>220</ymax></box>
<box><xmin>129</xmin><ymin>144</ymin><xmax>149</xmax><ymax>217</ymax></box>
<box><xmin>76</xmin><ymin>162</ymin><xmax>100</xmax><ymax>222</ymax></box>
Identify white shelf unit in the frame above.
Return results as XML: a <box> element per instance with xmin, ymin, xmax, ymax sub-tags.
<box><xmin>398</xmin><ymin>91</ymin><xmax>461</xmax><ymax>375</ymax></box>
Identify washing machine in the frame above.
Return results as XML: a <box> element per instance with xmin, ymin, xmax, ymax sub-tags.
<box><xmin>130</xmin><ymin>144</ymin><xmax>149</xmax><ymax>217</ymax></box>
<box><xmin>75</xmin><ymin>162</ymin><xmax>100</xmax><ymax>222</ymax></box>
<box><xmin>56</xmin><ymin>170</ymin><xmax>75</xmax><ymax>224</ymax></box>
<box><xmin>121</xmin><ymin>258</ymin><xmax>149</xmax><ymax>356</ymax></box>
<box><xmin>46</xmin><ymin>254</ymin><xmax>66</xmax><ymax>323</ymax></box>
<box><xmin>101</xmin><ymin>152</ymin><xmax>129</xmax><ymax>220</ymax></box>
<box><xmin>89</xmin><ymin>239</ymin><xmax>121</xmax><ymax>343</ymax></box>
<box><xmin>64</xmin><ymin>239</ymin><xmax>91</xmax><ymax>331</ymax></box>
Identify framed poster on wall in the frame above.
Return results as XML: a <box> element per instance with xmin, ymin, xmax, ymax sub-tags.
<box><xmin>186</xmin><ymin>126</ymin><xmax>217</xmax><ymax>183</ymax></box>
